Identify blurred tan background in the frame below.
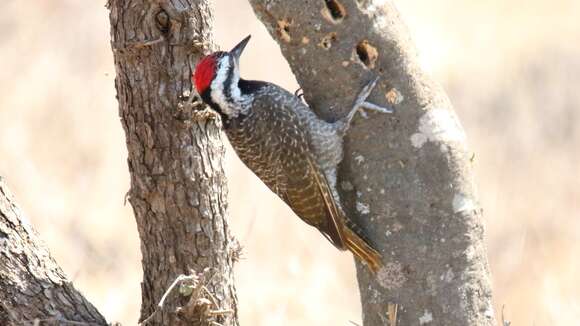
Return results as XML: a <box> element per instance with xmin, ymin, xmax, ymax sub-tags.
<box><xmin>1</xmin><ymin>0</ymin><xmax>579</xmax><ymax>324</ymax></box>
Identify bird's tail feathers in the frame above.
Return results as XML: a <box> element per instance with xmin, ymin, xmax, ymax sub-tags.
<box><xmin>343</xmin><ymin>227</ymin><xmax>383</xmax><ymax>273</ymax></box>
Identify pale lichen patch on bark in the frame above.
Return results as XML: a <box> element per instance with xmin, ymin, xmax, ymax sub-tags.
<box><xmin>356</xmin><ymin>201</ymin><xmax>370</xmax><ymax>215</ymax></box>
<box><xmin>377</xmin><ymin>262</ymin><xmax>407</xmax><ymax>290</ymax></box>
<box><xmin>441</xmin><ymin>267</ymin><xmax>455</xmax><ymax>282</ymax></box>
<box><xmin>355</xmin><ymin>0</ymin><xmax>391</xmax><ymax>13</ymax></box>
<box><xmin>356</xmin><ymin>0</ymin><xmax>392</xmax><ymax>31</ymax></box>
<box><xmin>452</xmin><ymin>193</ymin><xmax>476</xmax><ymax>214</ymax></box>
<box><xmin>385</xmin><ymin>87</ymin><xmax>404</xmax><ymax>105</ymax></box>
<box><xmin>419</xmin><ymin>310</ymin><xmax>433</xmax><ymax>324</ymax></box>
<box><xmin>410</xmin><ymin>108</ymin><xmax>466</xmax><ymax>148</ymax></box>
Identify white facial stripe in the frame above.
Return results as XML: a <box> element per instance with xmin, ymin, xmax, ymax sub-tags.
<box><xmin>211</xmin><ymin>57</ymin><xmax>234</xmax><ymax>116</ymax></box>
<box><xmin>210</xmin><ymin>56</ymin><xmax>253</xmax><ymax>119</ymax></box>
<box><xmin>230</xmin><ymin>61</ymin><xmax>242</xmax><ymax>103</ymax></box>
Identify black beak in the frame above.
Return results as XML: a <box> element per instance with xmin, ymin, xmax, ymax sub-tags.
<box><xmin>230</xmin><ymin>35</ymin><xmax>251</xmax><ymax>61</ymax></box>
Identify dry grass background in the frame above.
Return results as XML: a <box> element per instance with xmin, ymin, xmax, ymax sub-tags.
<box><xmin>1</xmin><ymin>0</ymin><xmax>579</xmax><ymax>324</ymax></box>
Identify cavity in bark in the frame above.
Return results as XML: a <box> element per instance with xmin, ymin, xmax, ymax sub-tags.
<box><xmin>323</xmin><ymin>0</ymin><xmax>346</xmax><ymax>23</ymax></box>
<box><xmin>355</xmin><ymin>40</ymin><xmax>378</xmax><ymax>68</ymax></box>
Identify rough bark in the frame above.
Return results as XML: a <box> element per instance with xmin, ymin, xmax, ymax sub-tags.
<box><xmin>0</xmin><ymin>177</ymin><xmax>107</xmax><ymax>326</ymax></box>
<box><xmin>247</xmin><ymin>0</ymin><xmax>495</xmax><ymax>325</ymax></box>
<box><xmin>108</xmin><ymin>1</ymin><xmax>239</xmax><ymax>325</ymax></box>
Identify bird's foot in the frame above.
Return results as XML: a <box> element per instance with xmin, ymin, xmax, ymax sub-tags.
<box><xmin>175</xmin><ymin>90</ymin><xmax>218</xmax><ymax>123</ymax></box>
<box><xmin>352</xmin><ymin>77</ymin><xmax>393</xmax><ymax>119</ymax></box>
<box><xmin>294</xmin><ymin>87</ymin><xmax>305</xmax><ymax>100</ymax></box>
<box><xmin>339</xmin><ymin>77</ymin><xmax>393</xmax><ymax>133</ymax></box>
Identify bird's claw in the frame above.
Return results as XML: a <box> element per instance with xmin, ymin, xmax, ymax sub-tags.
<box><xmin>174</xmin><ymin>89</ymin><xmax>209</xmax><ymax>122</ymax></box>
<box><xmin>294</xmin><ymin>87</ymin><xmax>304</xmax><ymax>99</ymax></box>
<box><xmin>354</xmin><ymin>77</ymin><xmax>393</xmax><ymax>117</ymax></box>
<box><xmin>360</xmin><ymin>101</ymin><xmax>394</xmax><ymax>114</ymax></box>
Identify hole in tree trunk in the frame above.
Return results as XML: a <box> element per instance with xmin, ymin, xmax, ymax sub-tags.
<box><xmin>277</xmin><ymin>19</ymin><xmax>292</xmax><ymax>43</ymax></box>
<box><xmin>319</xmin><ymin>32</ymin><xmax>337</xmax><ymax>50</ymax></box>
<box><xmin>323</xmin><ymin>0</ymin><xmax>346</xmax><ymax>23</ymax></box>
<box><xmin>355</xmin><ymin>40</ymin><xmax>378</xmax><ymax>69</ymax></box>
<box><xmin>155</xmin><ymin>10</ymin><xmax>170</xmax><ymax>34</ymax></box>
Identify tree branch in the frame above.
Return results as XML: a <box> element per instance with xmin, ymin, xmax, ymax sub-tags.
<box><xmin>0</xmin><ymin>177</ymin><xmax>107</xmax><ymax>326</ymax></box>
<box><xmin>1</xmin><ymin>1</ymin><xmax>239</xmax><ymax>325</ymax></box>
<box><xmin>247</xmin><ymin>0</ymin><xmax>495</xmax><ymax>324</ymax></box>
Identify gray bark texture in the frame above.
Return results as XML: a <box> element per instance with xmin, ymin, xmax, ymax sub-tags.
<box><xmin>0</xmin><ymin>178</ymin><xmax>107</xmax><ymax>325</ymax></box>
<box><xmin>247</xmin><ymin>0</ymin><xmax>495</xmax><ymax>325</ymax></box>
<box><xmin>108</xmin><ymin>0</ymin><xmax>239</xmax><ymax>325</ymax></box>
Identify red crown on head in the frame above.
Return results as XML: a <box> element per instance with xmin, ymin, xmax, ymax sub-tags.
<box><xmin>193</xmin><ymin>54</ymin><xmax>217</xmax><ymax>94</ymax></box>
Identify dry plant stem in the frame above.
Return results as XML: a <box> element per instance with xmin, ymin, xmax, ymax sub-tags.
<box><xmin>387</xmin><ymin>303</ymin><xmax>398</xmax><ymax>326</ymax></box>
<box><xmin>140</xmin><ymin>272</ymin><xmax>203</xmax><ymax>325</ymax></box>
<box><xmin>501</xmin><ymin>305</ymin><xmax>511</xmax><ymax>326</ymax></box>
<box><xmin>108</xmin><ymin>0</ymin><xmax>239</xmax><ymax>325</ymax></box>
<box><xmin>247</xmin><ymin>0</ymin><xmax>495</xmax><ymax>325</ymax></box>
<box><xmin>0</xmin><ymin>178</ymin><xmax>107</xmax><ymax>325</ymax></box>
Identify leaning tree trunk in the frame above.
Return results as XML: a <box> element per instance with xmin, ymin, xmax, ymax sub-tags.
<box><xmin>248</xmin><ymin>0</ymin><xmax>495</xmax><ymax>325</ymax></box>
<box><xmin>108</xmin><ymin>1</ymin><xmax>238</xmax><ymax>325</ymax></box>
<box><xmin>0</xmin><ymin>178</ymin><xmax>107</xmax><ymax>325</ymax></box>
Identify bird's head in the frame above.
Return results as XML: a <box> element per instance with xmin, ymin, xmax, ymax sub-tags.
<box><xmin>193</xmin><ymin>35</ymin><xmax>251</xmax><ymax>99</ymax></box>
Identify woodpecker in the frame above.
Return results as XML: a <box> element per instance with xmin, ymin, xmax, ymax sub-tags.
<box><xmin>192</xmin><ymin>35</ymin><xmax>392</xmax><ymax>272</ymax></box>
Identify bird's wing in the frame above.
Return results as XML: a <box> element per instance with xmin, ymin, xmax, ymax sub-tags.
<box><xmin>281</xmin><ymin>155</ymin><xmax>382</xmax><ymax>272</ymax></box>
<box><xmin>278</xmin><ymin>154</ymin><xmax>346</xmax><ymax>250</ymax></box>
<box><xmin>303</xmin><ymin>155</ymin><xmax>347</xmax><ymax>249</ymax></box>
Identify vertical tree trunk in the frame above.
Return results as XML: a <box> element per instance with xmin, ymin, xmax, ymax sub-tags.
<box><xmin>108</xmin><ymin>1</ymin><xmax>238</xmax><ymax>325</ymax></box>
<box><xmin>247</xmin><ymin>0</ymin><xmax>495</xmax><ymax>325</ymax></box>
<box><xmin>0</xmin><ymin>178</ymin><xmax>107</xmax><ymax>325</ymax></box>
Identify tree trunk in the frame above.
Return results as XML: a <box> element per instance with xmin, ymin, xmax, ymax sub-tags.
<box><xmin>247</xmin><ymin>0</ymin><xmax>495</xmax><ymax>325</ymax></box>
<box><xmin>0</xmin><ymin>177</ymin><xmax>107</xmax><ymax>325</ymax></box>
<box><xmin>0</xmin><ymin>1</ymin><xmax>237</xmax><ymax>325</ymax></box>
<box><xmin>108</xmin><ymin>0</ymin><xmax>239</xmax><ymax>325</ymax></box>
